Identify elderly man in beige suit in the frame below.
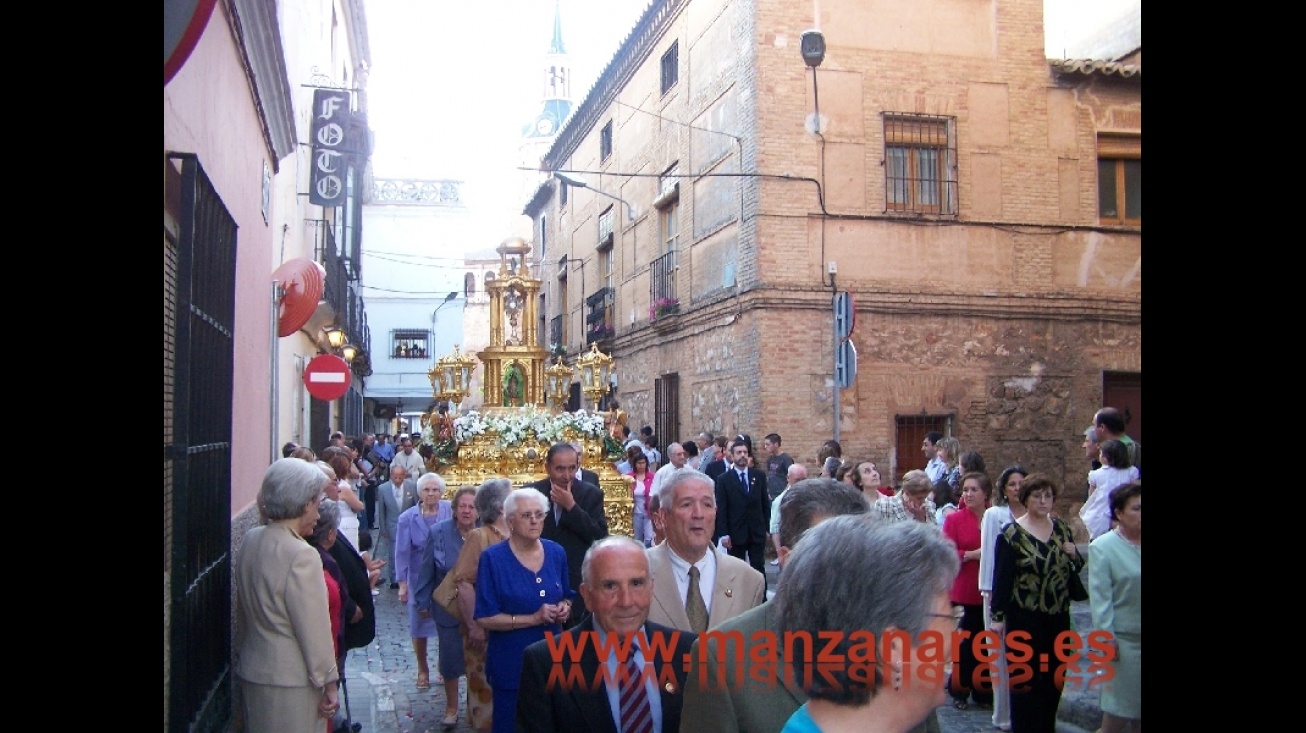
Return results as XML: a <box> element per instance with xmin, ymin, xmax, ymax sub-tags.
<box><xmin>646</xmin><ymin>467</ymin><xmax>765</xmax><ymax>632</ymax></box>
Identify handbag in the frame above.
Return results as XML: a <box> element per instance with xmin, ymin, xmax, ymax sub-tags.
<box><xmin>1057</xmin><ymin>519</ymin><xmax>1089</xmax><ymax>602</ymax></box>
<box><xmin>433</xmin><ymin>570</ymin><xmax>462</xmax><ymax>622</ymax></box>
<box><xmin>433</xmin><ymin>525</ymin><xmax>488</xmax><ymax>623</ymax></box>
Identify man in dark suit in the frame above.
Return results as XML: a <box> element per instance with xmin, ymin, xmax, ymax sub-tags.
<box><xmin>702</xmin><ymin>437</ymin><xmax>732</xmax><ymax>481</ymax></box>
<box><xmin>517</xmin><ymin>537</ymin><xmax>695</xmax><ymax>733</ymax></box>
<box><xmin>531</xmin><ymin>442</ymin><xmax>609</xmax><ymax>623</ymax></box>
<box><xmin>713</xmin><ymin>440</ymin><xmax>769</xmax><ymax>577</ymax></box>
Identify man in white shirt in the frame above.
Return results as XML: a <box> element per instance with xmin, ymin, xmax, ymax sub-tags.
<box><xmin>646</xmin><ymin>468</ymin><xmax>765</xmax><ymax>632</ymax></box>
<box><xmin>391</xmin><ymin>436</ymin><xmax>425</xmax><ymax>479</ymax></box>
<box><xmin>922</xmin><ymin>431</ymin><xmax>946</xmax><ymax>483</ymax></box>
<box><xmin>768</xmin><ymin>463</ymin><xmax>807</xmax><ymax>565</ymax></box>
<box><xmin>649</xmin><ymin>442</ymin><xmax>687</xmax><ymax>501</ymax></box>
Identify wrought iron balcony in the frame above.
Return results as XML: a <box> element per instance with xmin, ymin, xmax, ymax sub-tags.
<box><xmin>586</xmin><ymin>287</ymin><xmax>614</xmax><ymax>346</ymax></box>
<box><xmin>318</xmin><ymin>221</ymin><xmax>371</xmax><ymax>375</ymax></box>
<box><xmin>550</xmin><ymin>315</ymin><xmax>565</xmax><ymax>353</ymax></box>
<box><xmin>650</xmin><ymin>250</ymin><xmax>677</xmax><ymax>310</ymax></box>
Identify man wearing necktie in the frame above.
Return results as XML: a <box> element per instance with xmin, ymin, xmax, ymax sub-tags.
<box><xmin>530</xmin><ymin>443</ymin><xmax>609</xmax><ymax>624</ymax></box>
<box><xmin>713</xmin><ymin>441</ymin><xmax>770</xmax><ymax>578</ymax></box>
<box><xmin>516</xmin><ymin>537</ymin><xmax>696</xmax><ymax>733</ymax></box>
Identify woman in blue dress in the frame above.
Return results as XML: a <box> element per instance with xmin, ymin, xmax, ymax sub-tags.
<box><xmin>474</xmin><ymin>487</ymin><xmax>574</xmax><ymax>733</ymax></box>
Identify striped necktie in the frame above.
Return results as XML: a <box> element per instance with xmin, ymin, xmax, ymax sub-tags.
<box><xmin>619</xmin><ymin>654</ymin><xmax>653</xmax><ymax>733</ymax></box>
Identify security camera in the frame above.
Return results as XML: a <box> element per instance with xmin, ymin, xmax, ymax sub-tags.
<box><xmin>800</xmin><ymin>30</ymin><xmax>825</xmax><ymax>68</ymax></box>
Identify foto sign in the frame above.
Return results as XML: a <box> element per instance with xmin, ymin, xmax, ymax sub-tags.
<box><xmin>309</xmin><ymin>89</ymin><xmax>353</xmax><ymax>207</ymax></box>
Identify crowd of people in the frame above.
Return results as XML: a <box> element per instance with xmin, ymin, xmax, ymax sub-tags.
<box><xmin>237</xmin><ymin>408</ymin><xmax>1139</xmax><ymax>733</ymax></box>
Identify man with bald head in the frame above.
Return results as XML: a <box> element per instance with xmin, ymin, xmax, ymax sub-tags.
<box><xmin>768</xmin><ymin>462</ymin><xmax>808</xmax><ymax>565</ymax></box>
<box><xmin>517</xmin><ymin>537</ymin><xmax>696</xmax><ymax>733</ymax></box>
<box><xmin>646</xmin><ymin>443</ymin><xmax>687</xmax><ymax>530</ymax></box>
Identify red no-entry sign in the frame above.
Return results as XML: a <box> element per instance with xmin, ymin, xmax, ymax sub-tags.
<box><xmin>304</xmin><ymin>354</ymin><xmax>352</xmax><ymax>401</ymax></box>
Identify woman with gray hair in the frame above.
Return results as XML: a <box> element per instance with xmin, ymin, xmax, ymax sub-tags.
<box><xmin>306</xmin><ymin>498</ymin><xmax>365</xmax><ymax>733</ymax></box>
<box><xmin>235</xmin><ymin>458</ymin><xmax>340</xmax><ymax>732</ymax></box>
<box><xmin>473</xmin><ymin>486</ymin><xmax>574</xmax><ymax>733</ymax></box>
<box><xmin>873</xmin><ymin>470</ymin><xmax>937</xmax><ymax>524</ymax></box>
<box><xmin>395</xmin><ymin>472</ymin><xmax>452</xmax><ymax>690</ymax></box>
<box><xmin>415</xmin><ymin>484</ymin><xmax>480</xmax><ymax>728</ymax></box>
<box><xmin>306</xmin><ymin>499</ymin><xmax>351</xmax><ymax>656</ymax></box>
<box><xmin>450</xmin><ymin>478</ymin><xmax>513</xmax><ymax>733</ymax></box>
<box><xmin>778</xmin><ymin>516</ymin><xmax>959</xmax><ymax>733</ymax></box>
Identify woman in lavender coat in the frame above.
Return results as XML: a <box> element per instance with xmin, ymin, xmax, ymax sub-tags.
<box><xmin>395</xmin><ymin>472</ymin><xmax>451</xmax><ymax>690</ymax></box>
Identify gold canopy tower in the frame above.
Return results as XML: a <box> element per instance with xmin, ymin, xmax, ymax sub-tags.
<box><xmin>480</xmin><ymin>237</ymin><xmax>547</xmax><ymax>408</ymax></box>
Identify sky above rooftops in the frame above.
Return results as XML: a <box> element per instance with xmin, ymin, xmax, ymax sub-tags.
<box><xmin>364</xmin><ymin>0</ymin><xmax>1137</xmax><ymax>251</ymax></box>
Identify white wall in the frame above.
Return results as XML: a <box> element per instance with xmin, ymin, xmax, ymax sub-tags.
<box><xmin>360</xmin><ymin>193</ymin><xmax>481</xmax><ymax>412</ymax></box>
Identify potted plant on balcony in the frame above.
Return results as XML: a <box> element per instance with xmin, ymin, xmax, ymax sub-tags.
<box><xmin>589</xmin><ymin>322</ymin><xmax>615</xmax><ymax>341</ymax></box>
<box><xmin>649</xmin><ymin>297</ymin><xmax>680</xmax><ymax>323</ymax></box>
<box><xmin>549</xmin><ymin>342</ymin><xmax>568</xmax><ymax>358</ymax></box>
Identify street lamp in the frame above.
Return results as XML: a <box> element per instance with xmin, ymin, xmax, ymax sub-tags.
<box><xmin>544</xmin><ymin>356</ymin><xmax>575</xmax><ymax>412</ymax></box>
<box><xmin>429</xmin><ymin>344</ymin><xmax>478</xmax><ymax>407</ymax></box>
<box><xmin>575</xmin><ymin>342</ymin><xmax>614</xmax><ymax>411</ymax></box>
<box><xmin>553</xmin><ymin>172</ymin><xmax>637</xmax><ymax>221</ymax></box>
<box><xmin>324</xmin><ymin>325</ymin><xmax>347</xmax><ymax>349</ymax></box>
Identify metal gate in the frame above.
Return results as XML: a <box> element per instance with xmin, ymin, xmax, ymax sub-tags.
<box><xmin>165</xmin><ymin>153</ymin><xmax>236</xmax><ymax>733</ymax></box>
<box><xmin>654</xmin><ymin>373</ymin><xmax>680</xmax><ymax>455</ymax></box>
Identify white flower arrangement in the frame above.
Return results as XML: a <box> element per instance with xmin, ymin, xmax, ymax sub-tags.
<box><xmin>441</xmin><ymin>407</ymin><xmax>607</xmax><ymax>449</ymax></box>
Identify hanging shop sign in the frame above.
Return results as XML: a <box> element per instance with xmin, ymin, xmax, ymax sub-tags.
<box><xmin>309</xmin><ymin>88</ymin><xmax>354</xmax><ymax>207</ymax></box>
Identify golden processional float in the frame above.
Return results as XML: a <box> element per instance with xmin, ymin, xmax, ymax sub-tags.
<box><xmin>419</xmin><ymin>237</ymin><xmax>633</xmax><ymax>535</ymax></box>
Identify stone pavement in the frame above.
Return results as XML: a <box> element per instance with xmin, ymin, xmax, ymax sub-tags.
<box><xmin>343</xmin><ymin>561</ymin><xmax>1102</xmax><ymax>733</ymax></box>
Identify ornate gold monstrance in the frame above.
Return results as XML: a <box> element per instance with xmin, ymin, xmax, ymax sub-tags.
<box><xmin>422</xmin><ymin>237</ymin><xmax>633</xmax><ymax>535</ymax></box>
<box><xmin>480</xmin><ymin>237</ymin><xmax>546</xmax><ymax>407</ymax></box>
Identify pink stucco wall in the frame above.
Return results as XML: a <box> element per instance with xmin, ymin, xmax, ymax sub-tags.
<box><xmin>164</xmin><ymin>2</ymin><xmax>273</xmax><ymax>519</ymax></box>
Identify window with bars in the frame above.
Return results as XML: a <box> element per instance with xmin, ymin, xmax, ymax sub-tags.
<box><xmin>883</xmin><ymin>114</ymin><xmax>957</xmax><ymax>215</ymax></box>
<box><xmin>660</xmin><ymin>42</ymin><xmax>679</xmax><ymax>95</ymax></box>
<box><xmin>391</xmin><ymin>330</ymin><xmax>430</xmax><ymax>359</ymax></box>
<box><xmin>655</xmin><ymin>373</ymin><xmax>680</xmax><ymax>452</ymax></box>
<box><xmin>893</xmin><ymin>414</ymin><xmax>952</xmax><ymax>483</ymax></box>
<box><xmin>1098</xmin><ymin>134</ymin><xmax>1140</xmax><ymax>226</ymax></box>
<box><xmin>600</xmin><ymin>120</ymin><xmax>613</xmax><ymax>162</ymax></box>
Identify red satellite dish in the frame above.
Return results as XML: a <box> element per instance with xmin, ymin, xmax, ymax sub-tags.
<box><xmin>273</xmin><ymin>258</ymin><xmax>326</xmax><ymax>337</ymax></box>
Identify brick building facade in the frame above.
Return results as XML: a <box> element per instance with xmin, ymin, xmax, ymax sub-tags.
<box><xmin>525</xmin><ymin>0</ymin><xmax>1140</xmax><ymax>497</ymax></box>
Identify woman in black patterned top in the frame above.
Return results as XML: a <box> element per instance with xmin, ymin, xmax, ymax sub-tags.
<box><xmin>989</xmin><ymin>474</ymin><xmax>1085</xmax><ymax>733</ymax></box>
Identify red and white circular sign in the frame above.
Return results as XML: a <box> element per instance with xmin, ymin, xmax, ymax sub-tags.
<box><xmin>304</xmin><ymin>354</ymin><xmax>352</xmax><ymax>401</ymax></box>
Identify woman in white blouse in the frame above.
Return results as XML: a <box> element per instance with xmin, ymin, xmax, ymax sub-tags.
<box><xmin>979</xmin><ymin>464</ymin><xmax>1028</xmax><ymax>732</ymax></box>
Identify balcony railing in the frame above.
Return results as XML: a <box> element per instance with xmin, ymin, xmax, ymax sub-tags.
<box><xmin>650</xmin><ymin>251</ymin><xmax>677</xmax><ymax>306</ymax></box>
<box><xmin>586</xmin><ymin>287</ymin><xmax>614</xmax><ymax>346</ymax></box>
<box><xmin>319</xmin><ymin>222</ymin><xmax>371</xmax><ymax>375</ymax></box>
<box><xmin>550</xmin><ymin>315</ymin><xmax>564</xmax><ymax>352</ymax></box>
